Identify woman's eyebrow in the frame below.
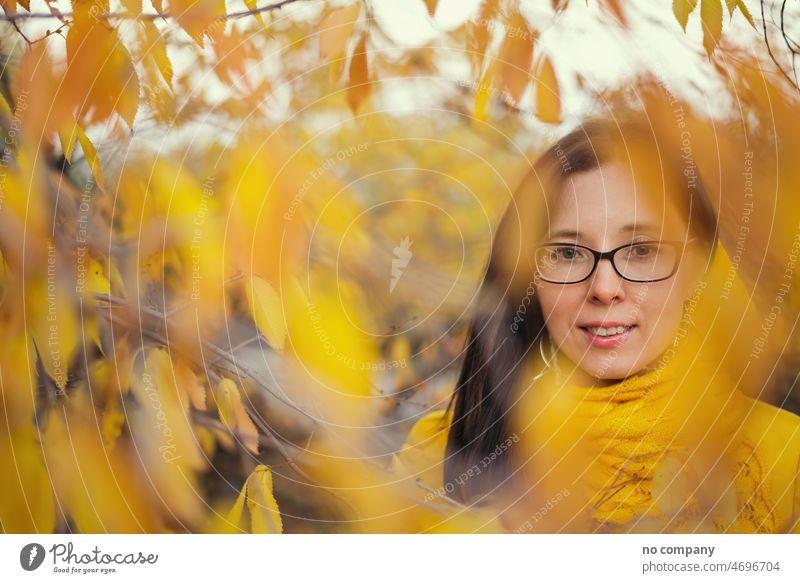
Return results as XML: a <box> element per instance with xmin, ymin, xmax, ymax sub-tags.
<box><xmin>621</xmin><ymin>222</ymin><xmax>661</xmax><ymax>233</ymax></box>
<box><xmin>548</xmin><ymin>223</ymin><xmax>662</xmax><ymax>239</ymax></box>
<box><xmin>548</xmin><ymin>228</ymin><xmax>580</xmax><ymax>239</ymax></box>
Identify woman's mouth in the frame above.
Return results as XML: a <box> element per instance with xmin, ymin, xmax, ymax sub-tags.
<box><xmin>578</xmin><ymin>323</ymin><xmax>636</xmax><ymax>348</ymax></box>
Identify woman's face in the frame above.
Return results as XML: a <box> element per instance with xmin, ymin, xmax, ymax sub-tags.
<box><xmin>534</xmin><ymin>162</ymin><xmax>701</xmax><ymax>383</ymax></box>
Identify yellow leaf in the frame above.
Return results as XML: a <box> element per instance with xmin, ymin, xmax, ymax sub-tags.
<box><xmin>121</xmin><ymin>0</ymin><xmax>141</xmax><ymax>14</ymax></box>
<box><xmin>496</xmin><ymin>10</ymin><xmax>536</xmax><ymax>105</ymax></box>
<box><xmin>41</xmin><ymin>395</ymin><xmax>162</xmax><ymax>533</ymax></box>
<box><xmin>57</xmin><ymin>119</ymin><xmax>79</xmax><ymax>164</ymax></box>
<box><xmin>75</xmin><ymin>125</ymin><xmax>105</xmax><ymax>192</ymax></box>
<box><xmin>170</xmin><ymin>0</ymin><xmax>226</xmax><ymax>47</ymax></box>
<box><xmin>219</xmin><ymin>465</ymin><xmax>282</xmax><ymax>533</ymax></box>
<box><xmin>216</xmin><ymin>377</ymin><xmax>260</xmax><ymax>454</ymax></box>
<box><xmin>86</xmin><ymin>258</ymin><xmax>110</xmax><ymax>296</ymax></box>
<box><xmin>143</xmin><ymin>21</ymin><xmax>173</xmax><ymax>88</ymax></box>
<box><xmin>735</xmin><ymin>0</ymin><xmax>755</xmax><ymax>29</ymax></box>
<box><xmin>101</xmin><ymin>401</ymin><xmax>126</xmax><ymax>449</ymax></box>
<box><xmin>65</xmin><ymin>18</ymin><xmax>139</xmax><ymax>127</ymax></box>
<box><xmin>246</xmin><ymin>275</ymin><xmax>286</xmax><ymax>351</ymax></box>
<box><xmin>26</xmin><ymin>277</ymin><xmax>79</xmax><ymax>390</ymax></box>
<box><xmin>0</xmin><ymin>427</ymin><xmax>55</xmax><ymax>533</ymax></box>
<box><xmin>176</xmin><ymin>359</ymin><xmax>207</xmax><ymax>411</ymax></box>
<box><xmin>319</xmin><ymin>4</ymin><xmax>361</xmax><ymax>60</ymax></box>
<box><xmin>247</xmin><ymin>465</ymin><xmax>283</xmax><ymax>534</ymax></box>
<box><xmin>600</xmin><ymin>0</ymin><xmax>626</xmax><ymax>26</ymax></box>
<box><xmin>0</xmin><ymin>89</ymin><xmax>12</xmax><ymax>118</ymax></box>
<box><xmin>700</xmin><ymin>0</ymin><xmax>723</xmax><ymax>56</ymax></box>
<box><xmin>329</xmin><ymin>57</ymin><xmax>346</xmax><ymax>87</ymax></box>
<box><xmin>224</xmin><ymin>485</ymin><xmax>247</xmax><ymax>531</ymax></box>
<box><xmin>468</xmin><ymin>0</ymin><xmax>500</xmax><ymax>78</ymax></box>
<box><xmin>473</xmin><ymin>65</ymin><xmax>495</xmax><ymax>123</ymax></box>
<box><xmin>346</xmin><ymin>32</ymin><xmax>371</xmax><ymax>115</ymax></box>
<box><xmin>243</xmin><ymin>0</ymin><xmax>265</xmax><ymax>26</ymax></box>
<box><xmin>423</xmin><ymin>0</ymin><xmax>438</xmax><ymax>17</ymax></box>
<box><xmin>673</xmin><ymin>0</ymin><xmax>698</xmax><ymax>32</ymax></box>
<box><xmin>284</xmin><ymin>274</ymin><xmax>378</xmax><ymax>409</ymax></box>
<box><xmin>77</xmin><ymin>258</ymin><xmax>109</xmax><ymax>352</ymax></box>
<box><xmin>535</xmin><ymin>55</ymin><xmax>561</xmax><ymax>124</ymax></box>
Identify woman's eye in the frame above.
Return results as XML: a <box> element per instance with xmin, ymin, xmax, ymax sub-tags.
<box><xmin>555</xmin><ymin>247</ymin><xmax>579</xmax><ymax>260</ymax></box>
<box><xmin>631</xmin><ymin>244</ymin><xmax>653</xmax><ymax>257</ymax></box>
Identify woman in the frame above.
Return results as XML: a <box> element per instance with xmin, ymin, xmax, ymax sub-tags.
<box><xmin>393</xmin><ymin>115</ymin><xmax>800</xmax><ymax>533</ymax></box>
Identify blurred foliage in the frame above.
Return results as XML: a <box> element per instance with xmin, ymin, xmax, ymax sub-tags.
<box><xmin>0</xmin><ymin>0</ymin><xmax>798</xmax><ymax>533</ymax></box>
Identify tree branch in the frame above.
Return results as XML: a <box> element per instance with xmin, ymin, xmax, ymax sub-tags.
<box><xmin>0</xmin><ymin>0</ymin><xmax>311</xmax><ymax>22</ymax></box>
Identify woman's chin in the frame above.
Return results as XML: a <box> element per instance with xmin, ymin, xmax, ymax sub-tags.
<box><xmin>577</xmin><ymin>359</ymin><xmax>640</xmax><ymax>383</ymax></box>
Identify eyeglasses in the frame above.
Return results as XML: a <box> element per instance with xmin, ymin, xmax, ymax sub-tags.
<box><xmin>533</xmin><ymin>240</ymin><xmax>688</xmax><ymax>284</ymax></box>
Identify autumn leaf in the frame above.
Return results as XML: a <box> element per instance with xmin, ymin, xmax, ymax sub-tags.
<box><xmin>535</xmin><ymin>55</ymin><xmax>561</xmax><ymax>124</ymax></box>
<box><xmin>319</xmin><ymin>4</ymin><xmax>361</xmax><ymax>60</ymax></box>
<box><xmin>496</xmin><ymin>10</ymin><xmax>536</xmax><ymax>105</ymax></box>
<box><xmin>600</xmin><ymin>0</ymin><xmax>627</xmax><ymax>27</ymax></box>
<box><xmin>41</xmin><ymin>393</ymin><xmax>164</xmax><ymax>533</ymax></box>
<box><xmin>735</xmin><ymin>0</ymin><xmax>755</xmax><ymax>29</ymax></box>
<box><xmin>0</xmin><ymin>426</ymin><xmax>55</xmax><ymax>533</ymax></box>
<box><xmin>65</xmin><ymin>11</ymin><xmax>140</xmax><ymax>127</ymax></box>
<box><xmin>175</xmin><ymin>359</ymin><xmax>207</xmax><ymax>411</ymax></box>
<box><xmin>26</xmin><ymin>277</ymin><xmax>79</xmax><ymax>391</ymax></box>
<box><xmin>246</xmin><ymin>275</ymin><xmax>287</xmax><ymax>351</ymax></box>
<box><xmin>473</xmin><ymin>66</ymin><xmax>494</xmax><ymax>122</ymax></box>
<box><xmin>223</xmin><ymin>465</ymin><xmax>283</xmax><ymax>533</ymax></box>
<box><xmin>169</xmin><ymin>0</ymin><xmax>226</xmax><ymax>47</ymax></box>
<box><xmin>0</xmin><ymin>89</ymin><xmax>12</xmax><ymax>118</ymax></box>
<box><xmin>700</xmin><ymin>0</ymin><xmax>723</xmax><ymax>56</ymax></box>
<box><xmin>346</xmin><ymin>31</ymin><xmax>371</xmax><ymax>115</ymax></box>
<box><xmin>143</xmin><ymin>21</ymin><xmax>174</xmax><ymax>88</ymax></box>
<box><xmin>75</xmin><ymin>124</ymin><xmax>106</xmax><ymax>192</ymax></box>
<box><xmin>57</xmin><ymin>119</ymin><xmax>79</xmax><ymax>164</ymax></box>
<box><xmin>423</xmin><ymin>0</ymin><xmax>438</xmax><ymax>17</ymax></box>
<box><xmin>468</xmin><ymin>0</ymin><xmax>500</xmax><ymax>78</ymax></box>
<box><xmin>243</xmin><ymin>0</ymin><xmax>265</xmax><ymax>26</ymax></box>
<box><xmin>121</xmin><ymin>0</ymin><xmax>142</xmax><ymax>15</ymax></box>
<box><xmin>81</xmin><ymin>258</ymin><xmax>111</xmax><ymax>351</ymax></box>
<box><xmin>216</xmin><ymin>377</ymin><xmax>260</xmax><ymax>454</ymax></box>
<box><xmin>673</xmin><ymin>0</ymin><xmax>698</xmax><ymax>32</ymax></box>
<box><xmin>247</xmin><ymin>466</ymin><xmax>283</xmax><ymax>533</ymax></box>
<box><xmin>212</xmin><ymin>27</ymin><xmax>253</xmax><ymax>86</ymax></box>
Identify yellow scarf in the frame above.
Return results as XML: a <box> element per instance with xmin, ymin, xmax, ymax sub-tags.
<box><xmin>513</xmin><ymin>244</ymin><xmax>781</xmax><ymax>533</ymax></box>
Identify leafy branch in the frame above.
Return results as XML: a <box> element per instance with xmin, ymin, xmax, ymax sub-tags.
<box><xmin>0</xmin><ymin>0</ymin><xmax>311</xmax><ymax>22</ymax></box>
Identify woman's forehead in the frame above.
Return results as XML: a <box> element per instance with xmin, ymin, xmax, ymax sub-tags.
<box><xmin>548</xmin><ymin>164</ymin><xmax>689</xmax><ymax>240</ymax></box>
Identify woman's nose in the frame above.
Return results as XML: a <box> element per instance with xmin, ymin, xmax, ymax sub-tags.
<box><xmin>587</xmin><ymin>258</ymin><xmax>626</xmax><ymax>303</ymax></box>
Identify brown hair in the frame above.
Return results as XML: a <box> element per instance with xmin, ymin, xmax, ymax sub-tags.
<box><xmin>443</xmin><ymin>115</ymin><xmax>719</xmax><ymax>504</ymax></box>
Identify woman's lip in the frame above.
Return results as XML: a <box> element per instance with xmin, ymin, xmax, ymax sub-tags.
<box><xmin>579</xmin><ymin>325</ymin><xmax>636</xmax><ymax>348</ymax></box>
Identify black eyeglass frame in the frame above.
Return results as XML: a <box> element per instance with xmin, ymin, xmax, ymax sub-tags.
<box><xmin>533</xmin><ymin>240</ymin><xmax>690</xmax><ymax>284</ymax></box>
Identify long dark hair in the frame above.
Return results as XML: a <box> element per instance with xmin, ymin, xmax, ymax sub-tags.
<box><xmin>443</xmin><ymin>114</ymin><xmax>720</xmax><ymax>505</ymax></box>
